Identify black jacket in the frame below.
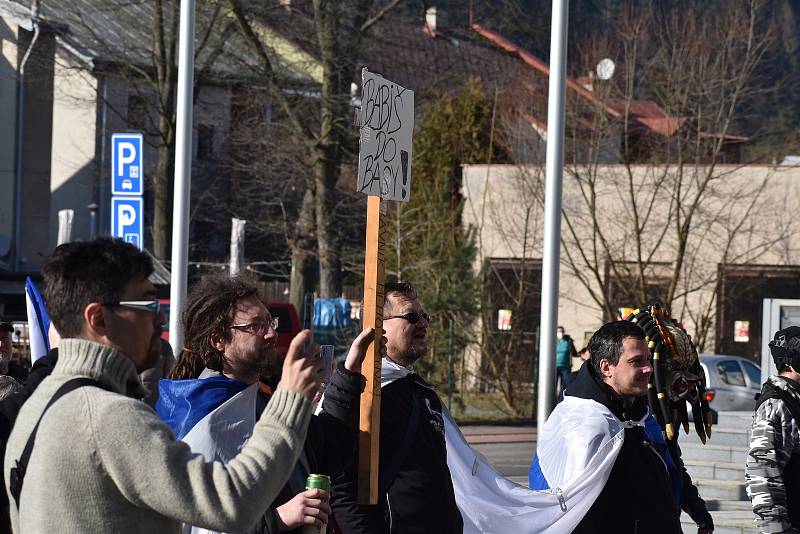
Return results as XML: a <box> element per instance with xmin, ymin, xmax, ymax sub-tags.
<box><xmin>246</xmin><ymin>361</ymin><xmax>363</xmax><ymax>534</ymax></box>
<box><xmin>566</xmin><ymin>363</ymin><xmax>682</xmax><ymax>534</ymax></box>
<box><xmin>0</xmin><ymin>349</ymin><xmax>59</xmax><ymax>534</ymax></box>
<box><xmin>330</xmin><ymin>373</ymin><xmax>463</xmax><ymax>534</ymax></box>
<box><xmin>665</xmin><ymin>439</ymin><xmax>713</xmax><ymax>530</ymax></box>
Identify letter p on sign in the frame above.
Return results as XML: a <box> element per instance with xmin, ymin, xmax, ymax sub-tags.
<box><xmin>117</xmin><ymin>142</ymin><xmax>136</xmax><ymax>175</ymax></box>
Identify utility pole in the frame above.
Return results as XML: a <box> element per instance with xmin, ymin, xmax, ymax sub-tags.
<box><xmin>168</xmin><ymin>0</ymin><xmax>196</xmax><ymax>353</ymax></box>
<box><xmin>536</xmin><ymin>0</ymin><xmax>570</xmax><ymax>433</ymax></box>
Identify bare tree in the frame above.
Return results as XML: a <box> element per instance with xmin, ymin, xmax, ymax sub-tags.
<box><xmin>228</xmin><ymin>0</ymin><xmax>403</xmax><ymax>302</ymax></box>
<box><xmin>506</xmin><ymin>0</ymin><xmax>782</xmax><ymax>349</ymax></box>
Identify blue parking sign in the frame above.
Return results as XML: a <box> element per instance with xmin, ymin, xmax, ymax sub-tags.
<box><xmin>111</xmin><ymin>197</ymin><xmax>144</xmax><ymax>250</ymax></box>
<box><xmin>111</xmin><ymin>133</ymin><xmax>143</xmax><ymax>195</ymax></box>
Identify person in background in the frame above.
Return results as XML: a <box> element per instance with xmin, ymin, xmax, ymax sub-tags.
<box><xmin>555</xmin><ymin>326</ymin><xmax>579</xmax><ymax>396</ymax></box>
<box><xmin>0</xmin><ymin>324</ymin><xmax>22</xmax><ymax>401</ymax></box>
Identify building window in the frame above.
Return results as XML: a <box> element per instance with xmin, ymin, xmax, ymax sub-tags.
<box><xmin>197</xmin><ymin>124</ymin><xmax>215</xmax><ymax>160</ymax></box>
<box><xmin>604</xmin><ymin>261</ymin><xmax>671</xmax><ymax>321</ymax></box>
<box><xmin>127</xmin><ymin>95</ymin><xmax>147</xmax><ymax>131</ymax></box>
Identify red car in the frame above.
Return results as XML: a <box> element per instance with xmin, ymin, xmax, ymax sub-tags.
<box><xmin>159</xmin><ymin>299</ymin><xmax>301</xmax><ymax>358</ymax></box>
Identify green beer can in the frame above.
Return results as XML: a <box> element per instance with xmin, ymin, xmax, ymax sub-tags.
<box><xmin>303</xmin><ymin>474</ymin><xmax>331</xmax><ymax>534</ymax></box>
<box><xmin>306</xmin><ymin>473</ymin><xmax>331</xmax><ymax>494</ymax></box>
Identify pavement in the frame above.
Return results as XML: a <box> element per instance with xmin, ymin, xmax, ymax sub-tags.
<box><xmin>460</xmin><ymin>424</ymin><xmax>537</xmax><ymax>444</ymax></box>
<box><xmin>461</xmin><ymin>423</ymin><xmax>536</xmax><ymax>485</ymax></box>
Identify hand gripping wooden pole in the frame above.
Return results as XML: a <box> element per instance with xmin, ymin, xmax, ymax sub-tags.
<box><xmin>358</xmin><ymin>194</ymin><xmax>386</xmax><ymax>504</ymax></box>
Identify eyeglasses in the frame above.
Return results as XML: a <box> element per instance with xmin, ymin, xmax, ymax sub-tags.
<box><xmin>384</xmin><ymin>311</ymin><xmax>430</xmax><ymax>324</ymax></box>
<box><xmin>231</xmin><ymin>317</ymin><xmax>279</xmax><ymax>336</ymax></box>
<box><xmin>105</xmin><ymin>300</ymin><xmax>161</xmax><ymax>314</ymax></box>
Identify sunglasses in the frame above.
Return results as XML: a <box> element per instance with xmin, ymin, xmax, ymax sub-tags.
<box><xmin>231</xmin><ymin>317</ymin><xmax>280</xmax><ymax>336</ymax></box>
<box><xmin>105</xmin><ymin>300</ymin><xmax>161</xmax><ymax>314</ymax></box>
<box><xmin>384</xmin><ymin>311</ymin><xmax>431</xmax><ymax>324</ymax></box>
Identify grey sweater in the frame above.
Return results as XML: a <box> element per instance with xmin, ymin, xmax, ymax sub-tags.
<box><xmin>4</xmin><ymin>338</ymin><xmax>312</xmax><ymax>533</ymax></box>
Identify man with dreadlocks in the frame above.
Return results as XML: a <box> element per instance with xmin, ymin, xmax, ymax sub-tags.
<box><xmin>157</xmin><ymin>276</ymin><xmax>379</xmax><ymax>533</ymax></box>
<box><xmin>746</xmin><ymin>326</ymin><xmax>800</xmax><ymax>533</ymax></box>
<box><xmin>626</xmin><ymin>302</ymin><xmax>714</xmax><ymax>534</ymax></box>
<box><xmin>530</xmin><ymin>320</ymin><xmax>682</xmax><ymax>533</ymax></box>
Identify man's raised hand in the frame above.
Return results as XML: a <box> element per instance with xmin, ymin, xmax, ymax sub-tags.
<box><xmin>344</xmin><ymin>327</ymin><xmax>388</xmax><ymax>373</ymax></box>
<box><xmin>277</xmin><ymin>330</ymin><xmax>322</xmax><ymax>401</ymax></box>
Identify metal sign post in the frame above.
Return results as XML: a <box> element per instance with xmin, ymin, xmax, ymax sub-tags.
<box><xmin>169</xmin><ymin>0</ymin><xmax>196</xmax><ymax>354</ymax></box>
<box><xmin>536</xmin><ymin>0</ymin><xmax>570</xmax><ymax>432</ymax></box>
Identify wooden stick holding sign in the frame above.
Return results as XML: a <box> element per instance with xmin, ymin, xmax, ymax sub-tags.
<box><xmin>357</xmin><ymin>195</ymin><xmax>386</xmax><ymax>504</ymax></box>
<box><xmin>356</xmin><ymin>68</ymin><xmax>414</xmax><ymax>505</ymax></box>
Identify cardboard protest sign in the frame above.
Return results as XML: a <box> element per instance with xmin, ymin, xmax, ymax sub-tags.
<box><xmin>356</xmin><ymin>69</ymin><xmax>414</xmax><ymax>202</ymax></box>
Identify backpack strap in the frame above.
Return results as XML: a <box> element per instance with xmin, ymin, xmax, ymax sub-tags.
<box><xmin>9</xmin><ymin>377</ymin><xmax>109</xmax><ymax>509</ymax></box>
<box><xmin>758</xmin><ymin>383</ymin><xmax>800</xmax><ymax>422</ymax></box>
<box><xmin>378</xmin><ymin>383</ymin><xmax>422</xmax><ymax>498</ymax></box>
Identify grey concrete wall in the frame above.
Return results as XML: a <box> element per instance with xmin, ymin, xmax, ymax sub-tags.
<box><xmin>49</xmin><ymin>56</ymin><xmax>98</xmax><ymax>246</ymax></box>
<box><xmin>0</xmin><ymin>19</ymin><xmax>18</xmax><ymax>266</ymax></box>
<box><xmin>17</xmin><ymin>27</ymin><xmax>55</xmax><ymax>273</ymax></box>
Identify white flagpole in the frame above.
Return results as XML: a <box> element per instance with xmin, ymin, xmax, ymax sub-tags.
<box><xmin>169</xmin><ymin>0</ymin><xmax>196</xmax><ymax>354</ymax></box>
<box><xmin>536</xmin><ymin>0</ymin><xmax>570</xmax><ymax>431</ymax></box>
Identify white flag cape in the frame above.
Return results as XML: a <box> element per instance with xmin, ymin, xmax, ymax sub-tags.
<box><xmin>378</xmin><ymin>358</ymin><xmax>633</xmax><ymax>534</ymax></box>
<box><xmin>180</xmin><ymin>383</ymin><xmax>259</xmax><ymax>534</ymax></box>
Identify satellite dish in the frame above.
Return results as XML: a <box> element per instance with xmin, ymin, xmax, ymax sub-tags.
<box><xmin>596</xmin><ymin>58</ymin><xmax>615</xmax><ymax>80</ymax></box>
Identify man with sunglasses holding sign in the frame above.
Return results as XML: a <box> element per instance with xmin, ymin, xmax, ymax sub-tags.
<box><xmin>329</xmin><ymin>282</ymin><xmax>463</xmax><ymax>534</ymax></box>
<box><xmin>4</xmin><ymin>237</ymin><xmax>323</xmax><ymax>533</ymax></box>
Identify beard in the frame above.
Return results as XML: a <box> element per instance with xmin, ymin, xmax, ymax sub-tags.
<box><xmin>393</xmin><ymin>340</ymin><xmax>427</xmax><ymax>367</ymax></box>
<box><xmin>259</xmin><ymin>345</ymin><xmax>279</xmax><ymax>376</ymax></box>
<box><xmin>230</xmin><ymin>343</ymin><xmax>278</xmax><ymax>378</ymax></box>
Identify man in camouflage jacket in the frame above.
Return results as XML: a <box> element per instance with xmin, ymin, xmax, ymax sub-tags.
<box><xmin>746</xmin><ymin>326</ymin><xmax>800</xmax><ymax>533</ymax></box>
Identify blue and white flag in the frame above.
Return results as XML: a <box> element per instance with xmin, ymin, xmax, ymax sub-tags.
<box><xmin>373</xmin><ymin>359</ymin><xmax>625</xmax><ymax>533</ymax></box>
<box><xmin>25</xmin><ymin>277</ymin><xmax>50</xmax><ymax>362</ymax></box>
<box><xmin>157</xmin><ymin>375</ymin><xmax>257</xmax><ymax>534</ymax></box>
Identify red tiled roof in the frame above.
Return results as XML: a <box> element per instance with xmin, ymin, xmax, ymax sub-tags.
<box><xmin>471</xmin><ymin>23</ymin><xmax>622</xmax><ymax>119</ymax></box>
<box><xmin>470</xmin><ymin>22</ymin><xmax>749</xmax><ymax>142</ymax></box>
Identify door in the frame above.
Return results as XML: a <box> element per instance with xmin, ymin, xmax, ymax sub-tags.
<box><xmin>761</xmin><ymin>299</ymin><xmax>800</xmax><ymax>382</ymax></box>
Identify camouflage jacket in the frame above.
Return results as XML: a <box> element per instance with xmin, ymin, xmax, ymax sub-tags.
<box><xmin>745</xmin><ymin>375</ymin><xmax>800</xmax><ymax>533</ymax></box>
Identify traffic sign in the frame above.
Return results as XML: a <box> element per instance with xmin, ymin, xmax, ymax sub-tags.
<box><xmin>111</xmin><ymin>133</ymin><xmax>144</xmax><ymax>195</ymax></box>
<box><xmin>111</xmin><ymin>196</ymin><xmax>144</xmax><ymax>250</ymax></box>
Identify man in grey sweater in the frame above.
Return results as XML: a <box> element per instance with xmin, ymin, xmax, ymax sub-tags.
<box><xmin>4</xmin><ymin>237</ymin><xmax>322</xmax><ymax>533</ymax></box>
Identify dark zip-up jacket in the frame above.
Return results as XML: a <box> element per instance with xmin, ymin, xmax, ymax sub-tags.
<box><xmin>566</xmin><ymin>363</ymin><xmax>683</xmax><ymax>534</ymax></box>
<box><xmin>330</xmin><ymin>373</ymin><xmax>463</xmax><ymax>534</ymax></box>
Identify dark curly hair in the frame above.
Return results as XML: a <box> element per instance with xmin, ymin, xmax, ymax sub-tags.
<box><xmin>170</xmin><ymin>276</ymin><xmax>260</xmax><ymax>379</ymax></box>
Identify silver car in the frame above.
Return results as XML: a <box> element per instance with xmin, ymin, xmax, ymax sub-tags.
<box><xmin>698</xmin><ymin>354</ymin><xmax>762</xmax><ymax>411</ymax></box>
